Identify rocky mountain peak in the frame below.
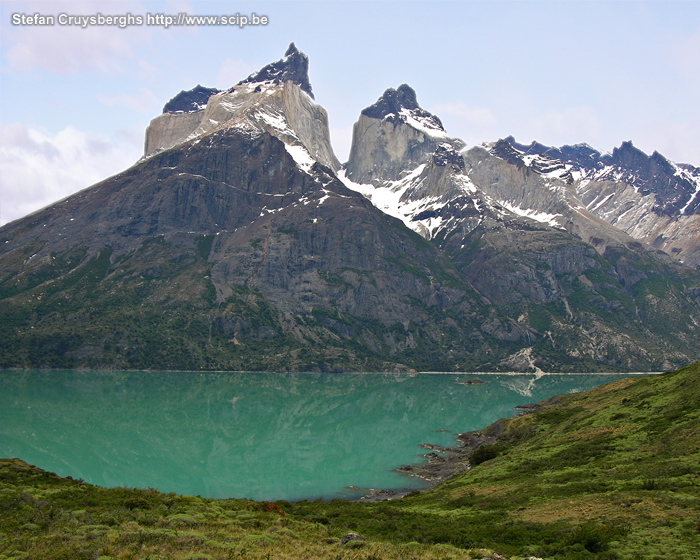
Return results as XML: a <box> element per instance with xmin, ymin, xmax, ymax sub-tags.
<box><xmin>236</xmin><ymin>42</ymin><xmax>314</xmax><ymax>98</ymax></box>
<box><xmin>144</xmin><ymin>43</ymin><xmax>339</xmax><ymax>170</ymax></box>
<box><xmin>607</xmin><ymin>140</ymin><xmax>648</xmax><ymax>169</ymax></box>
<box><xmin>162</xmin><ymin>85</ymin><xmax>221</xmax><ymax>114</ymax></box>
<box><xmin>345</xmin><ymin>84</ymin><xmax>463</xmax><ymax>186</ymax></box>
<box><xmin>361</xmin><ymin>84</ymin><xmax>419</xmax><ymax>118</ymax></box>
<box><xmin>502</xmin><ymin>136</ymin><xmax>602</xmax><ymax>172</ymax></box>
<box><xmin>496</xmin><ymin>135</ymin><xmax>700</xmax><ymax>266</ymax></box>
<box><xmin>491</xmin><ymin>138</ymin><xmax>526</xmax><ymax>167</ymax></box>
<box><xmin>361</xmin><ymin>84</ymin><xmax>445</xmax><ymax>132</ymax></box>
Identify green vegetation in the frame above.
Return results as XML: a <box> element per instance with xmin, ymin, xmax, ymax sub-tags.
<box><xmin>2</xmin><ymin>362</ymin><xmax>699</xmax><ymax>559</ymax></box>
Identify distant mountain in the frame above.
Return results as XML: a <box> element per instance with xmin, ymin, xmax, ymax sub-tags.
<box><xmin>502</xmin><ymin>136</ymin><xmax>700</xmax><ymax>267</ymax></box>
<box><xmin>1</xmin><ymin>46</ymin><xmax>699</xmax><ymax>372</ymax></box>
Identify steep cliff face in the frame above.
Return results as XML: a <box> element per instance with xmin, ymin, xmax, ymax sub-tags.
<box><xmin>0</xmin><ymin>122</ymin><xmax>493</xmax><ymax>372</ymax></box>
<box><xmin>143</xmin><ymin>43</ymin><xmax>339</xmax><ymax>171</ymax></box>
<box><xmin>345</xmin><ymin>85</ymin><xmax>464</xmax><ymax>186</ymax></box>
<box><xmin>465</xmin><ymin>141</ymin><xmax>640</xmax><ymax>255</ymax></box>
<box><xmin>0</xmin><ymin>49</ymin><xmax>491</xmax><ymax>372</ymax></box>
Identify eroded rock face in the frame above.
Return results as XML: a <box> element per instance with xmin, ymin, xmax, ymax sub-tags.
<box><xmin>145</xmin><ymin>82</ymin><xmax>339</xmax><ymax>169</ymax></box>
<box><xmin>2</xmin><ymin>47</ymin><xmax>700</xmax><ymax>373</ymax></box>
<box><xmin>143</xmin><ymin>44</ymin><xmax>339</xmax><ymax>171</ymax></box>
<box><xmin>144</xmin><ymin>111</ymin><xmax>203</xmax><ymax>156</ymax></box>
<box><xmin>345</xmin><ymin>85</ymin><xmax>463</xmax><ymax>185</ymax></box>
<box><xmin>342</xmin><ymin>83</ymin><xmax>700</xmax><ymax>372</ymax></box>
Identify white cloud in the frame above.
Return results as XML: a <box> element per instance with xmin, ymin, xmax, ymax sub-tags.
<box><xmin>0</xmin><ymin>123</ymin><xmax>142</xmax><ymax>226</ymax></box>
<box><xmin>216</xmin><ymin>58</ymin><xmax>253</xmax><ymax>89</ymax></box>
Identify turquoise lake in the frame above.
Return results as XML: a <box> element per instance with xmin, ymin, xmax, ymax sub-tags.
<box><xmin>0</xmin><ymin>370</ymin><xmax>633</xmax><ymax>502</ymax></box>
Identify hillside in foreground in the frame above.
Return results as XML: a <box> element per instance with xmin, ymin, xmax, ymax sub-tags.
<box><xmin>1</xmin><ymin>362</ymin><xmax>698</xmax><ymax>559</ymax></box>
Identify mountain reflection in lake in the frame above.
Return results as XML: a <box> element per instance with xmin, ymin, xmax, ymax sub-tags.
<box><xmin>0</xmin><ymin>371</ymin><xmax>632</xmax><ymax>501</ymax></box>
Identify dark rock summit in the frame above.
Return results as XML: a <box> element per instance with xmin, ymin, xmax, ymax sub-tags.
<box><xmin>361</xmin><ymin>84</ymin><xmax>445</xmax><ymax>130</ymax></box>
<box><xmin>163</xmin><ymin>85</ymin><xmax>220</xmax><ymax>114</ymax></box>
<box><xmin>236</xmin><ymin>42</ymin><xmax>314</xmax><ymax>98</ymax></box>
<box><xmin>504</xmin><ymin>136</ymin><xmax>700</xmax><ymax>217</ymax></box>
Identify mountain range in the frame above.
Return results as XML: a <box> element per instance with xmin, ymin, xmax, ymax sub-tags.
<box><xmin>2</xmin><ymin>43</ymin><xmax>700</xmax><ymax>373</ymax></box>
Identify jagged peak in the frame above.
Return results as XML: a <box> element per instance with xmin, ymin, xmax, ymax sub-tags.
<box><xmin>492</xmin><ymin>138</ymin><xmax>525</xmax><ymax>163</ymax></box>
<box><xmin>163</xmin><ymin>85</ymin><xmax>221</xmax><ymax>114</ymax></box>
<box><xmin>361</xmin><ymin>84</ymin><xmax>445</xmax><ymax>133</ymax></box>
<box><xmin>285</xmin><ymin>42</ymin><xmax>299</xmax><ymax>56</ymax></box>
<box><xmin>235</xmin><ymin>42</ymin><xmax>314</xmax><ymax>98</ymax></box>
<box><xmin>362</xmin><ymin>84</ymin><xmax>419</xmax><ymax>117</ymax></box>
<box><xmin>611</xmin><ymin>140</ymin><xmax>645</xmax><ymax>159</ymax></box>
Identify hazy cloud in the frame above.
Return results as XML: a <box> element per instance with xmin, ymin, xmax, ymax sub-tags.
<box><xmin>0</xmin><ymin>123</ymin><xmax>142</xmax><ymax>226</ymax></box>
<box><xmin>98</xmin><ymin>88</ymin><xmax>161</xmax><ymax>114</ymax></box>
<box><xmin>216</xmin><ymin>58</ymin><xmax>253</xmax><ymax>89</ymax></box>
<box><xmin>525</xmin><ymin>107</ymin><xmax>604</xmax><ymax>147</ymax></box>
<box><xmin>4</xmin><ymin>0</ymin><xmax>148</xmax><ymax>74</ymax></box>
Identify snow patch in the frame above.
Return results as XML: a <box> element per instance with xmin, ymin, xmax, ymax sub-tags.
<box><xmin>500</xmin><ymin>201</ymin><xmax>563</xmax><ymax>228</ymax></box>
<box><xmin>399</xmin><ymin>108</ymin><xmax>449</xmax><ymax>139</ymax></box>
<box><xmin>284</xmin><ymin>144</ymin><xmax>315</xmax><ymax>172</ymax></box>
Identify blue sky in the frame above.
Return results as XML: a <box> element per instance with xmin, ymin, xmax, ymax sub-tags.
<box><xmin>1</xmin><ymin>0</ymin><xmax>699</xmax><ymax>225</ymax></box>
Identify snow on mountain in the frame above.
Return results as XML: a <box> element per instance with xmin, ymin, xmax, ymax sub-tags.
<box><xmin>143</xmin><ymin>44</ymin><xmax>339</xmax><ymax>172</ymax></box>
<box><xmin>343</xmin><ymin>93</ymin><xmax>627</xmax><ymax>251</ymax></box>
<box><xmin>502</xmin><ymin>137</ymin><xmax>700</xmax><ymax>267</ymax></box>
<box><xmin>236</xmin><ymin>42</ymin><xmax>314</xmax><ymax>99</ymax></box>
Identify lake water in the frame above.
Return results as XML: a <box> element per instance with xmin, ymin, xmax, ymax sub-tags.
<box><xmin>0</xmin><ymin>370</ymin><xmax>633</xmax><ymax>501</ymax></box>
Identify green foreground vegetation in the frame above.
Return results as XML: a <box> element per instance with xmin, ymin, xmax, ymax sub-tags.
<box><xmin>1</xmin><ymin>362</ymin><xmax>699</xmax><ymax>560</ymax></box>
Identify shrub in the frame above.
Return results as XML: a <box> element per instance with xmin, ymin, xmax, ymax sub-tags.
<box><xmin>469</xmin><ymin>444</ymin><xmax>502</xmax><ymax>466</ymax></box>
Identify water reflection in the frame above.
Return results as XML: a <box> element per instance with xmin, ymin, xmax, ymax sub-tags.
<box><xmin>0</xmin><ymin>371</ymin><xmax>631</xmax><ymax>501</ymax></box>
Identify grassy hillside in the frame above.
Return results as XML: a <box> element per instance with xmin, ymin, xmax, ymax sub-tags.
<box><xmin>1</xmin><ymin>363</ymin><xmax>698</xmax><ymax>559</ymax></box>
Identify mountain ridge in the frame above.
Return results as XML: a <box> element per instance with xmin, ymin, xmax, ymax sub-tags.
<box><xmin>2</xmin><ymin>45</ymin><xmax>700</xmax><ymax>373</ymax></box>
<box><xmin>501</xmin><ymin>135</ymin><xmax>700</xmax><ymax>267</ymax></box>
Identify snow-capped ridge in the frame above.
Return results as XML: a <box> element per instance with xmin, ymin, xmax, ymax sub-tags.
<box><xmin>361</xmin><ymin>84</ymin><xmax>448</xmax><ymax>137</ymax></box>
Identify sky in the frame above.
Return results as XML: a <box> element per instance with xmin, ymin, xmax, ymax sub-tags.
<box><xmin>1</xmin><ymin>0</ymin><xmax>699</xmax><ymax>226</ymax></box>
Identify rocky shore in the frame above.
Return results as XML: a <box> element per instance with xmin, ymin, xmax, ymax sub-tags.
<box><xmin>356</xmin><ymin>394</ymin><xmax>562</xmax><ymax>502</ymax></box>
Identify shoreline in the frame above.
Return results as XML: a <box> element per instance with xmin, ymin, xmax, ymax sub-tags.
<box><xmin>0</xmin><ymin>367</ymin><xmax>659</xmax><ymax>375</ymax></box>
<box><xmin>354</xmin><ymin>426</ymin><xmax>503</xmax><ymax>503</ymax></box>
<box><xmin>354</xmin><ymin>395</ymin><xmax>558</xmax><ymax>502</ymax></box>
